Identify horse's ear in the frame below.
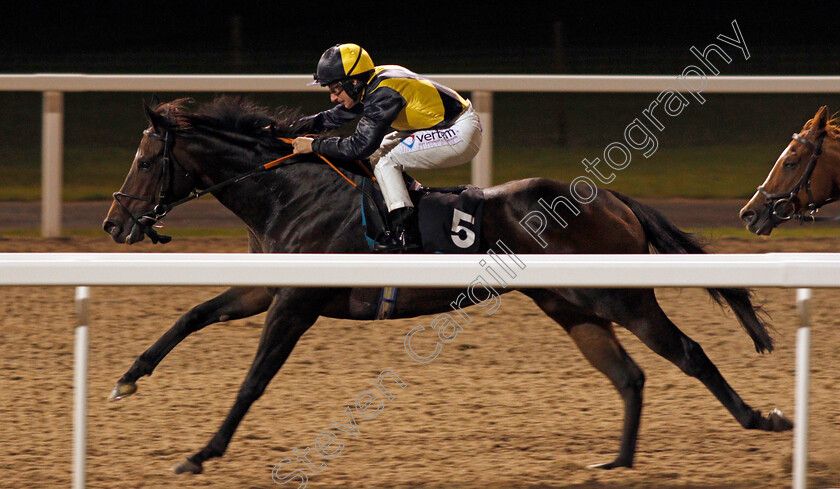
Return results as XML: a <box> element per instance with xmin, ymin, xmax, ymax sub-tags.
<box><xmin>814</xmin><ymin>105</ymin><xmax>829</xmax><ymax>131</ymax></box>
<box><xmin>143</xmin><ymin>100</ymin><xmax>154</xmax><ymax>122</ymax></box>
<box><xmin>143</xmin><ymin>96</ymin><xmax>163</xmax><ymax>131</ymax></box>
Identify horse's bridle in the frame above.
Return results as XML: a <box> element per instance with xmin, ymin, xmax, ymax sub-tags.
<box><xmin>112</xmin><ymin>129</ymin><xmax>193</xmax><ymax>244</ymax></box>
<box><xmin>112</xmin><ymin>128</ymin><xmax>321</xmax><ymax>244</ymax></box>
<box><xmin>757</xmin><ymin>129</ymin><xmax>830</xmax><ymax>223</ymax></box>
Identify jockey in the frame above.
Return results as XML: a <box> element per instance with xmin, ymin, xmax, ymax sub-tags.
<box><xmin>292</xmin><ymin>43</ymin><xmax>482</xmax><ymax>252</ymax></box>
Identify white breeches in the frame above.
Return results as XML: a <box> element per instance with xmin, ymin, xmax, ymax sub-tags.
<box><xmin>371</xmin><ymin>102</ymin><xmax>482</xmax><ymax>211</ymax></box>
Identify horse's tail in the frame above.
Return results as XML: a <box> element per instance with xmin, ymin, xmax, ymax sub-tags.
<box><xmin>609</xmin><ymin>190</ymin><xmax>774</xmax><ymax>353</ymax></box>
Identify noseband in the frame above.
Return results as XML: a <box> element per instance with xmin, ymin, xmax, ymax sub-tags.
<box><xmin>112</xmin><ymin>129</ymin><xmax>192</xmax><ymax>244</ymax></box>
<box><xmin>757</xmin><ymin>129</ymin><xmax>829</xmax><ymax>223</ymax></box>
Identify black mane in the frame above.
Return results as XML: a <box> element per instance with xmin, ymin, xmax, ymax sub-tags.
<box><xmin>153</xmin><ymin>96</ymin><xmax>307</xmax><ymax>149</ymax></box>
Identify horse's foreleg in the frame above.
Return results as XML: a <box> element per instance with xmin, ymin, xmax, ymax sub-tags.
<box><xmin>110</xmin><ymin>286</ymin><xmax>272</xmax><ymax>401</ymax></box>
<box><xmin>174</xmin><ymin>290</ymin><xmax>321</xmax><ymax>474</ymax></box>
<box><xmin>619</xmin><ymin>291</ymin><xmax>793</xmax><ymax>433</ymax></box>
<box><xmin>527</xmin><ymin>290</ymin><xmax>644</xmax><ymax>470</ymax></box>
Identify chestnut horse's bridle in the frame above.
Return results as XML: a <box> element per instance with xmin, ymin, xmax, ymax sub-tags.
<box><xmin>756</xmin><ymin>129</ymin><xmax>834</xmax><ymax>223</ymax></box>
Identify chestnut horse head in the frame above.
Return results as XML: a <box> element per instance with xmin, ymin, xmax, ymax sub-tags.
<box><xmin>739</xmin><ymin>106</ymin><xmax>840</xmax><ymax>235</ymax></box>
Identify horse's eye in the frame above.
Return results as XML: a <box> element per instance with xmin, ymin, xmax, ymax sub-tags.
<box><xmin>138</xmin><ymin>160</ymin><xmax>152</xmax><ymax>171</ymax></box>
<box><xmin>783</xmin><ymin>159</ymin><xmax>798</xmax><ymax>169</ymax></box>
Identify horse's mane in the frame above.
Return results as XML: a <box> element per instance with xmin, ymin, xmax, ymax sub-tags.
<box><xmin>803</xmin><ymin>113</ymin><xmax>840</xmax><ymax>140</ymax></box>
<box><xmin>826</xmin><ymin>117</ymin><xmax>840</xmax><ymax>140</ymax></box>
<box><xmin>151</xmin><ymin>96</ymin><xmax>311</xmax><ymax>149</ymax></box>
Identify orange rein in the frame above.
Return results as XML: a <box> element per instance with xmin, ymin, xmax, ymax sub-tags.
<box><xmin>272</xmin><ymin>137</ymin><xmax>376</xmax><ymax>188</ymax></box>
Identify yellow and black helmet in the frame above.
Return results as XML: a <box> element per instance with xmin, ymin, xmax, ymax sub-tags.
<box><xmin>311</xmin><ymin>43</ymin><xmax>374</xmax><ymax>95</ymax></box>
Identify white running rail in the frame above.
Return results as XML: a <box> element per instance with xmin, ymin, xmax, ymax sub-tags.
<box><xmin>3</xmin><ymin>74</ymin><xmax>840</xmax><ymax>236</ymax></box>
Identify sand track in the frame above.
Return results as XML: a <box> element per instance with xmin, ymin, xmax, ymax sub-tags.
<box><xmin>1</xmin><ymin>236</ymin><xmax>838</xmax><ymax>488</ymax></box>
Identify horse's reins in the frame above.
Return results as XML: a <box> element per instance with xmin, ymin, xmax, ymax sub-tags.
<box><xmin>757</xmin><ymin>129</ymin><xmax>836</xmax><ymax>223</ymax></box>
<box><xmin>116</xmin><ymin>130</ymin><xmax>381</xmax><ymax>244</ymax></box>
<box><xmin>275</xmin><ymin>137</ymin><xmax>377</xmax><ymax>186</ymax></box>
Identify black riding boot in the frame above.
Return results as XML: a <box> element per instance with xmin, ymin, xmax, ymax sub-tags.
<box><xmin>375</xmin><ymin>207</ymin><xmax>422</xmax><ymax>253</ymax></box>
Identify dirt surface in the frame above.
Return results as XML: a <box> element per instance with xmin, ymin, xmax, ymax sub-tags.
<box><xmin>1</xmin><ymin>233</ymin><xmax>839</xmax><ymax>489</ymax></box>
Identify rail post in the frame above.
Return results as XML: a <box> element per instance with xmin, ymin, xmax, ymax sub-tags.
<box><xmin>793</xmin><ymin>288</ymin><xmax>812</xmax><ymax>489</ymax></box>
<box><xmin>42</xmin><ymin>91</ymin><xmax>64</xmax><ymax>237</ymax></box>
<box><xmin>73</xmin><ymin>286</ymin><xmax>90</xmax><ymax>489</ymax></box>
<box><xmin>471</xmin><ymin>90</ymin><xmax>493</xmax><ymax>188</ymax></box>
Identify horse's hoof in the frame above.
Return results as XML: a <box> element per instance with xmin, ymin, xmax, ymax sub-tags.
<box><xmin>173</xmin><ymin>458</ymin><xmax>203</xmax><ymax>474</ymax></box>
<box><xmin>108</xmin><ymin>382</ymin><xmax>137</xmax><ymax>402</ymax></box>
<box><xmin>769</xmin><ymin>408</ymin><xmax>794</xmax><ymax>431</ymax></box>
<box><xmin>586</xmin><ymin>459</ymin><xmax>632</xmax><ymax>470</ymax></box>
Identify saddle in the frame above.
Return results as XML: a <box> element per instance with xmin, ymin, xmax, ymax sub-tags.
<box><xmin>361</xmin><ymin>176</ymin><xmax>485</xmax><ymax>253</ymax></box>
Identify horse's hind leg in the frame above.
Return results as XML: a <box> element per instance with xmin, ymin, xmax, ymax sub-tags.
<box><xmin>613</xmin><ymin>289</ymin><xmax>792</xmax><ymax>432</ymax></box>
<box><xmin>109</xmin><ymin>286</ymin><xmax>272</xmax><ymax>401</ymax></box>
<box><xmin>526</xmin><ymin>290</ymin><xmax>645</xmax><ymax>470</ymax></box>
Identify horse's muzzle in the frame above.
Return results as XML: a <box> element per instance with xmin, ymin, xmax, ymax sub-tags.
<box><xmin>103</xmin><ymin>219</ymin><xmax>120</xmax><ymax>237</ymax></box>
<box><xmin>102</xmin><ymin>218</ymin><xmax>137</xmax><ymax>244</ymax></box>
<box><xmin>739</xmin><ymin>208</ymin><xmax>758</xmax><ymax>227</ymax></box>
<box><xmin>739</xmin><ymin>206</ymin><xmax>775</xmax><ymax>236</ymax></box>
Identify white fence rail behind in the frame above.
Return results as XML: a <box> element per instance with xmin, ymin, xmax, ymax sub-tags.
<box><xmin>3</xmin><ymin>74</ymin><xmax>840</xmax><ymax>237</ymax></box>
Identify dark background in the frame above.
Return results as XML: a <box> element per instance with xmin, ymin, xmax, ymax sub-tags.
<box><xmin>1</xmin><ymin>1</ymin><xmax>835</xmax><ymax>74</ymax></box>
<box><xmin>1</xmin><ymin>1</ymin><xmax>838</xmax><ymax>199</ymax></box>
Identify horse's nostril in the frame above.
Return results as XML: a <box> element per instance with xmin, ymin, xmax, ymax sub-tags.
<box><xmin>739</xmin><ymin>210</ymin><xmax>757</xmax><ymax>224</ymax></box>
<box><xmin>103</xmin><ymin>220</ymin><xmax>118</xmax><ymax>236</ymax></box>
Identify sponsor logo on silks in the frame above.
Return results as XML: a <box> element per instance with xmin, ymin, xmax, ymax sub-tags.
<box><xmin>400</xmin><ymin>135</ymin><xmax>417</xmax><ymax>149</ymax></box>
<box><xmin>398</xmin><ymin>128</ymin><xmax>463</xmax><ymax>153</ymax></box>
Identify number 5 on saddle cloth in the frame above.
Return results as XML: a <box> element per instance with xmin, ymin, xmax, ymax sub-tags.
<box><xmin>360</xmin><ymin>177</ymin><xmax>484</xmax><ymax>254</ymax></box>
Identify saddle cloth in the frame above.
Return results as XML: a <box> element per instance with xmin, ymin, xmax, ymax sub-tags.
<box><xmin>417</xmin><ymin>185</ymin><xmax>484</xmax><ymax>253</ymax></box>
<box><xmin>361</xmin><ymin>180</ymin><xmax>484</xmax><ymax>253</ymax></box>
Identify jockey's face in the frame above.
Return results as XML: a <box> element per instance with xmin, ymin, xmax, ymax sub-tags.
<box><xmin>329</xmin><ymin>81</ymin><xmax>358</xmax><ymax>109</ymax></box>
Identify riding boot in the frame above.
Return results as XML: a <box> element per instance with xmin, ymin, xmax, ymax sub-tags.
<box><xmin>374</xmin><ymin>207</ymin><xmax>422</xmax><ymax>253</ymax></box>
<box><xmin>393</xmin><ymin>206</ymin><xmax>422</xmax><ymax>251</ymax></box>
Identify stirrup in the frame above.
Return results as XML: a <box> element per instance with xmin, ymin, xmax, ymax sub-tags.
<box><xmin>372</xmin><ymin>234</ymin><xmax>400</xmax><ymax>253</ymax></box>
<box><xmin>372</xmin><ymin>231</ymin><xmax>421</xmax><ymax>253</ymax></box>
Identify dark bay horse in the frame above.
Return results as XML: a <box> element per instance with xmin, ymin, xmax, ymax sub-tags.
<box><xmin>104</xmin><ymin>97</ymin><xmax>791</xmax><ymax>475</ymax></box>
<box><xmin>740</xmin><ymin>105</ymin><xmax>840</xmax><ymax>234</ymax></box>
